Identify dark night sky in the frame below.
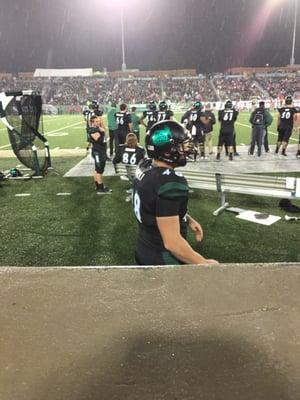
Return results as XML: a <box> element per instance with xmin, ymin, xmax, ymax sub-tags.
<box><xmin>0</xmin><ymin>0</ymin><xmax>299</xmax><ymax>73</ymax></box>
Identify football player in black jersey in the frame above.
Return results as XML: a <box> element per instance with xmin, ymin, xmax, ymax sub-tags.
<box><xmin>113</xmin><ymin>133</ymin><xmax>145</xmax><ymax>165</ymax></box>
<box><xmin>216</xmin><ymin>100</ymin><xmax>239</xmax><ymax>161</ymax></box>
<box><xmin>115</xmin><ymin>103</ymin><xmax>132</xmax><ymax>147</ymax></box>
<box><xmin>275</xmin><ymin>95</ymin><xmax>299</xmax><ymax>156</ymax></box>
<box><xmin>140</xmin><ymin>100</ymin><xmax>158</xmax><ymax>131</ymax></box>
<box><xmin>189</xmin><ymin>101</ymin><xmax>209</xmax><ymax>160</ymax></box>
<box><xmin>133</xmin><ymin>120</ymin><xmax>218</xmax><ymax>266</ymax></box>
<box><xmin>88</xmin><ymin>116</ymin><xmax>112</xmax><ymax>194</ymax></box>
<box><xmin>141</xmin><ymin>101</ymin><xmax>159</xmax><ymax>157</ymax></box>
<box><xmin>83</xmin><ymin>100</ymin><xmax>103</xmax><ymax>153</ymax></box>
<box><xmin>157</xmin><ymin>100</ymin><xmax>174</xmax><ymax>122</ymax></box>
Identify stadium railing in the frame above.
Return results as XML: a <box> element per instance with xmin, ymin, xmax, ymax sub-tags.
<box><xmin>114</xmin><ymin>163</ymin><xmax>300</xmax><ymax>215</ymax></box>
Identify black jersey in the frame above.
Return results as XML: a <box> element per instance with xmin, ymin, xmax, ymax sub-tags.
<box><xmin>115</xmin><ymin>111</ymin><xmax>132</xmax><ymax>132</ymax></box>
<box><xmin>157</xmin><ymin>110</ymin><xmax>174</xmax><ymax>122</ymax></box>
<box><xmin>88</xmin><ymin>127</ymin><xmax>106</xmax><ymax>151</ymax></box>
<box><xmin>203</xmin><ymin>110</ymin><xmax>216</xmax><ymax>133</ymax></box>
<box><xmin>218</xmin><ymin>109</ymin><xmax>239</xmax><ymax>132</ymax></box>
<box><xmin>278</xmin><ymin>107</ymin><xmax>298</xmax><ymax>129</ymax></box>
<box><xmin>133</xmin><ymin>163</ymin><xmax>189</xmax><ymax>251</ymax></box>
<box><xmin>181</xmin><ymin>110</ymin><xmax>192</xmax><ymax>131</ymax></box>
<box><xmin>84</xmin><ymin>109</ymin><xmax>103</xmax><ymax>130</ymax></box>
<box><xmin>113</xmin><ymin>144</ymin><xmax>145</xmax><ymax>165</ymax></box>
<box><xmin>189</xmin><ymin>110</ymin><xmax>207</xmax><ymax>128</ymax></box>
<box><xmin>142</xmin><ymin>110</ymin><xmax>158</xmax><ymax>130</ymax></box>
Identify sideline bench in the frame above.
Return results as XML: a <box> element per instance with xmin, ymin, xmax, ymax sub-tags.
<box><xmin>114</xmin><ymin>163</ymin><xmax>300</xmax><ymax>215</ymax></box>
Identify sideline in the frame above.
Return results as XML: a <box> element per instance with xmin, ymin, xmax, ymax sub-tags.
<box><xmin>236</xmin><ymin>122</ymin><xmax>298</xmax><ymax>142</ymax></box>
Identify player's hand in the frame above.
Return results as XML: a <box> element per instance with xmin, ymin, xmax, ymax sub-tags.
<box><xmin>205</xmin><ymin>259</ymin><xmax>219</xmax><ymax>264</ymax></box>
<box><xmin>188</xmin><ymin>218</ymin><xmax>203</xmax><ymax>242</ymax></box>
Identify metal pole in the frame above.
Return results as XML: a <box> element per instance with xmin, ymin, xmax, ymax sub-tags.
<box><xmin>121</xmin><ymin>5</ymin><xmax>126</xmax><ymax>71</ymax></box>
<box><xmin>290</xmin><ymin>0</ymin><xmax>298</xmax><ymax>66</ymax></box>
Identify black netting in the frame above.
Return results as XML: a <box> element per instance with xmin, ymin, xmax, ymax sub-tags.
<box><xmin>5</xmin><ymin>95</ymin><xmax>49</xmax><ymax>173</ymax></box>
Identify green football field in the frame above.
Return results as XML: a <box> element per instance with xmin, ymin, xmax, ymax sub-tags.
<box><xmin>0</xmin><ymin>112</ymin><xmax>299</xmax><ymax>267</ymax></box>
<box><xmin>1</xmin><ymin>111</ymin><xmax>299</xmax><ymax>150</ymax></box>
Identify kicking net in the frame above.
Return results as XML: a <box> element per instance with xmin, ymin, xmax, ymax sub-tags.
<box><xmin>0</xmin><ymin>91</ymin><xmax>51</xmax><ymax>175</ymax></box>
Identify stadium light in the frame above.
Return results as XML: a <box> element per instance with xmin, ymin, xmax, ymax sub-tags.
<box><xmin>120</xmin><ymin>5</ymin><xmax>126</xmax><ymax>72</ymax></box>
<box><xmin>290</xmin><ymin>0</ymin><xmax>298</xmax><ymax>66</ymax></box>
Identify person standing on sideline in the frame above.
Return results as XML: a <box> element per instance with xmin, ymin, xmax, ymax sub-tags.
<box><xmin>107</xmin><ymin>103</ymin><xmax>118</xmax><ymax>157</ymax></box>
<box><xmin>249</xmin><ymin>101</ymin><xmax>273</xmax><ymax>157</ymax></box>
<box><xmin>133</xmin><ymin>120</ymin><xmax>218</xmax><ymax>266</ymax></box>
<box><xmin>189</xmin><ymin>101</ymin><xmax>209</xmax><ymax>160</ymax></box>
<box><xmin>131</xmin><ymin>106</ymin><xmax>141</xmax><ymax>142</ymax></box>
<box><xmin>216</xmin><ymin>100</ymin><xmax>239</xmax><ymax>161</ymax></box>
<box><xmin>88</xmin><ymin>116</ymin><xmax>112</xmax><ymax>194</ymax></box>
<box><xmin>275</xmin><ymin>95</ymin><xmax>299</xmax><ymax>156</ymax></box>
<box><xmin>204</xmin><ymin>103</ymin><xmax>216</xmax><ymax>155</ymax></box>
<box><xmin>115</xmin><ymin>103</ymin><xmax>133</xmax><ymax>147</ymax></box>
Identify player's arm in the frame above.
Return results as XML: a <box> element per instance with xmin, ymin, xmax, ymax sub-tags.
<box><xmin>90</xmin><ymin>131</ymin><xmax>100</xmax><ymax>141</ymax></box>
<box><xmin>156</xmin><ymin>216</ymin><xmax>217</xmax><ymax>265</ymax></box>
<box><xmin>140</xmin><ymin>112</ymin><xmax>147</xmax><ymax>128</ymax></box>
<box><xmin>187</xmin><ymin>214</ymin><xmax>203</xmax><ymax>242</ymax></box>
<box><xmin>277</xmin><ymin>113</ymin><xmax>281</xmax><ymax>129</ymax></box>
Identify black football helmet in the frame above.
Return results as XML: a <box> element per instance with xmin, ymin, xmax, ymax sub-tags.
<box><xmin>91</xmin><ymin>100</ymin><xmax>99</xmax><ymax>109</ymax></box>
<box><xmin>193</xmin><ymin>101</ymin><xmax>203</xmax><ymax>110</ymax></box>
<box><xmin>148</xmin><ymin>120</ymin><xmax>193</xmax><ymax>167</ymax></box>
<box><xmin>159</xmin><ymin>100</ymin><xmax>168</xmax><ymax>111</ymax></box>
<box><xmin>225</xmin><ymin>100</ymin><xmax>233</xmax><ymax>109</ymax></box>
<box><xmin>149</xmin><ymin>100</ymin><xmax>157</xmax><ymax>111</ymax></box>
<box><xmin>285</xmin><ymin>95</ymin><xmax>293</xmax><ymax>105</ymax></box>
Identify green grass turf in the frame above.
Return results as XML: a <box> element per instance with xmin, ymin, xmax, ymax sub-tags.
<box><xmin>1</xmin><ymin>112</ymin><xmax>298</xmax><ymax>150</ymax></box>
<box><xmin>0</xmin><ymin>157</ymin><xmax>299</xmax><ymax>266</ymax></box>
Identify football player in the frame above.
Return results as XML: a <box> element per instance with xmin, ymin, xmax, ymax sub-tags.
<box><xmin>88</xmin><ymin>116</ymin><xmax>112</xmax><ymax>194</ymax></box>
<box><xmin>141</xmin><ymin>101</ymin><xmax>159</xmax><ymax>157</ymax></box>
<box><xmin>140</xmin><ymin>100</ymin><xmax>158</xmax><ymax>131</ymax></box>
<box><xmin>275</xmin><ymin>95</ymin><xmax>299</xmax><ymax>156</ymax></box>
<box><xmin>133</xmin><ymin>120</ymin><xmax>218</xmax><ymax>266</ymax></box>
<box><xmin>113</xmin><ymin>133</ymin><xmax>145</xmax><ymax>165</ymax></box>
<box><xmin>83</xmin><ymin>100</ymin><xmax>103</xmax><ymax>153</ymax></box>
<box><xmin>189</xmin><ymin>101</ymin><xmax>209</xmax><ymax>160</ymax></box>
<box><xmin>115</xmin><ymin>103</ymin><xmax>132</xmax><ymax>147</ymax></box>
<box><xmin>216</xmin><ymin>100</ymin><xmax>239</xmax><ymax>161</ymax></box>
<box><xmin>157</xmin><ymin>100</ymin><xmax>174</xmax><ymax>122</ymax></box>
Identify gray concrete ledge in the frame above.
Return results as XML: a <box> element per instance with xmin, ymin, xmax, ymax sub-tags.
<box><xmin>0</xmin><ymin>263</ymin><xmax>299</xmax><ymax>400</ymax></box>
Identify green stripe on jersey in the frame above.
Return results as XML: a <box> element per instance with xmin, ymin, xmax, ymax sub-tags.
<box><xmin>158</xmin><ymin>182</ymin><xmax>189</xmax><ymax>198</ymax></box>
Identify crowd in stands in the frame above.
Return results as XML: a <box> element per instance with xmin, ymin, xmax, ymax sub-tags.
<box><xmin>0</xmin><ymin>72</ymin><xmax>299</xmax><ymax>106</ymax></box>
<box><xmin>213</xmin><ymin>76</ymin><xmax>260</xmax><ymax>101</ymax></box>
<box><xmin>256</xmin><ymin>75</ymin><xmax>300</xmax><ymax>99</ymax></box>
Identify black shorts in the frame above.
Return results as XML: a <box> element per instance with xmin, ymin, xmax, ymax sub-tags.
<box><xmin>218</xmin><ymin>130</ymin><xmax>234</xmax><ymax>147</ymax></box>
<box><xmin>92</xmin><ymin>148</ymin><xmax>106</xmax><ymax>174</ymax></box>
<box><xmin>278</xmin><ymin>127</ymin><xmax>293</xmax><ymax>142</ymax></box>
<box><xmin>135</xmin><ymin>242</ymin><xmax>183</xmax><ymax>266</ymax></box>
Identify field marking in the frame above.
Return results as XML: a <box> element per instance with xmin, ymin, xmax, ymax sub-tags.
<box><xmin>56</xmin><ymin>193</ymin><xmax>72</xmax><ymax>196</ymax></box>
<box><xmin>236</xmin><ymin>122</ymin><xmax>298</xmax><ymax>142</ymax></box>
<box><xmin>45</xmin><ymin>121</ymin><xmax>84</xmax><ymax>135</ymax></box>
<box><xmin>15</xmin><ymin>193</ymin><xmax>31</xmax><ymax>197</ymax></box>
<box><xmin>0</xmin><ymin>144</ymin><xmax>11</xmax><ymax>149</ymax></box>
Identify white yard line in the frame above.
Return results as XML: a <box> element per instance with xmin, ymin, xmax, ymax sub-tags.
<box><xmin>236</xmin><ymin>122</ymin><xmax>297</xmax><ymax>142</ymax></box>
<box><xmin>45</xmin><ymin>121</ymin><xmax>84</xmax><ymax>135</ymax></box>
<box><xmin>0</xmin><ymin>144</ymin><xmax>12</xmax><ymax>149</ymax></box>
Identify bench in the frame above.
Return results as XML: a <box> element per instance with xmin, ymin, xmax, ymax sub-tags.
<box><xmin>114</xmin><ymin>163</ymin><xmax>300</xmax><ymax>215</ymax></box>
